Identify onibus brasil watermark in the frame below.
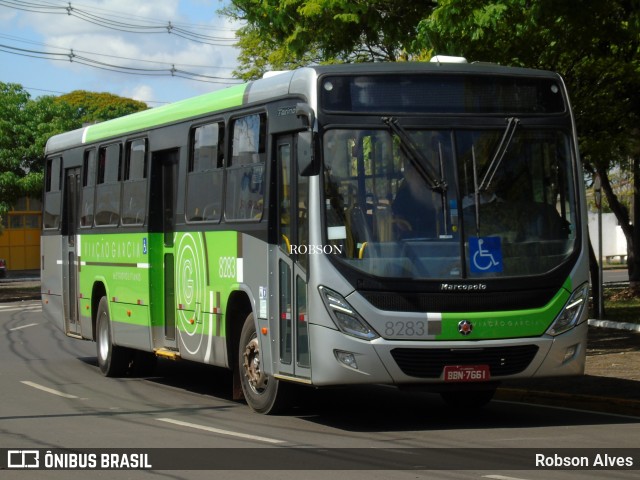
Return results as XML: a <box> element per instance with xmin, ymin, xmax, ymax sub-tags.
<box><xmin>4</xmin><ymin>448</ymin><xmax>639</xmax><ymax>470</ymax></box>
<box><xmin>6</xmin><ymin>450</ymin><xmax>151</xmax><ymax>470</ymax></box>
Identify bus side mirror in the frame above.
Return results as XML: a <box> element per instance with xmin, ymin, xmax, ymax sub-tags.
<box><xmin>296</xmin><ymin>102</ymin><xmax>314</xmax><ymax>129</ymax></box>
<box><xmin>297</xmin><ymin>130</ymin><xmax>317</xmax><ymax>176</ymax></box>
<box><xmin>296</xmin><ymin>103</ymin><xmax>317</xmax><ymax>176</ymax></box>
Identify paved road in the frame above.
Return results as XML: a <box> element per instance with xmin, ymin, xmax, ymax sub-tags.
<box><xmin>605</xmin><ymin>268</ymin><xmax>630</xmax><ymax>284</ymax></box>
<box><xmin>1</xmin><ymin>301</ymin><xmax>639</xmax><ymax>479</ymax></box>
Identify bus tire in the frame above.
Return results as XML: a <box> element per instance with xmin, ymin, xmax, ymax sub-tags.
<box><xmin>239</xmin><ymin>312</ymin><xmax>290</xmax><ymax>414</ymax></box>
<box><xmin>96</xmin><ymin>296</ymin><xmax>131</xmax><ymax>377</ymax></box>
<box><xmin>440</xmin><ymin>387</ymin><xmax>496</xmax><ymax>408</ymax></box>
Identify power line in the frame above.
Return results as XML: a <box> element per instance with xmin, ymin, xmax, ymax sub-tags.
<box><xmin>0</xmin><ymin>33</ymin><xmax>238</xmax><ymax>70</ymax></box>
<box><xmin>0</xmin><ymin>0</ymin><xmax>239</xmax><ymax>37</ymax></box>
<box><xmin>0</xmin><ymin>0</ymin><xmax>239</xmax><ymax>46</ymax></box>
<box><xmin>0</xmin><ymin>43</ymin><xmax>243</xmax><ymax>85</ymax></box>
<box><xmin>22</xmin><ymin>86</ymin><xmax>68</xmax><ymax>95</ymax></box>
<box><xmin>37</xmin><ymin>0</ymin><xmax>238</xmax><ymax>31</ymax></box>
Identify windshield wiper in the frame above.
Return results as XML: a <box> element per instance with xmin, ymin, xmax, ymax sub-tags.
<box><xmin>478</xmin><ymin>117</ymin><xmax>519</xmax><ymax>192</ymax></box>
<box><xmin>470</xmin><ymin>117</ymin><xmax>519</xmax><ymax>236</ymax></box>
<box><xmin>382</xmin><ymin>116</ymin><xmax>447</xmax><ymax>194</ymax></box>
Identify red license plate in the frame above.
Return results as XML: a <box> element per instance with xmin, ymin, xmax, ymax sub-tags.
<box><xmin>443</xmin><ymin>365</ymin><xmax>491</xmax><ymax>382</ymax></box>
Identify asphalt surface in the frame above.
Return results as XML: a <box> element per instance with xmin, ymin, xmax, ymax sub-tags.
<box><xmin>1</xmin><ymin>271</ymin><xmax>639</xmax><ymax>417</ymax></box>
<box><xmin>498</xmin><ymin>324</ymin><xmax>640</xmax><ymax>416</ymax></box>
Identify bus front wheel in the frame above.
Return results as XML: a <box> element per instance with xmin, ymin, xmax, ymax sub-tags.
<box><xmin>239</xmin><ymin>312</ymin><xmax>290</xmax><ymax>414</ymax></box>
<box><xmin>96</xmin><ymin>296</ymin><xmax>131</xmax><ymax>377</ymax></box>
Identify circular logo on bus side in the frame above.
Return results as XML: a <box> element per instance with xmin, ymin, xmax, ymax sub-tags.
<box><xmin>458</xmin><ymin>320</ymin><xmax>473</xmax><ymax>336</ymax></box>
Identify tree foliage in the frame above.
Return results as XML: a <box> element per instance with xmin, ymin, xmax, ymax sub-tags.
<box><xmin>0</xmin><ymin>83</ymin><xmax>78</xmax><ymax>215</ymax></box>
<box><xmin>223</xmin><ymin>0</ymin><xmax>436</xmax><ymax>79</ymax></box>
<box><xmin>0</xmin><ymin>84</ymin><xmax>147</xmax><ymax>217</ymax></box>
<box><xmin>56</xmin><ymin>90</ymin><xmax>147</xmax><ymax>125</ymax></box>
<box><xmin>415</xmin><ymin>0</ymin><xmax>640</xmax><ymax>285</ymax></box>
<box><xmin>416</xmin><ymin>0</ymin><xmax>640</xmax><ymax>169</ymax></box>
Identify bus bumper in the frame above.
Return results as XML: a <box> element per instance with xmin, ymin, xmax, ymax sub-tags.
<box><xmin>307</xmin><ymin>320</ymin><xmax>587</xmax><ymax>386</ymax></box>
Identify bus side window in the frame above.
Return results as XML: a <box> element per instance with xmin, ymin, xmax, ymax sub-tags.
<box><xmin>122</xmin><ymin>139</ymin><xmax>148</xmax><ymax>226</ymax></box>
<box><xmin>43</xmin><ymin>156</ymin><xmax>62</xmax><ymax>229</ymax></box>
<box><xmin>95</xmin><ymin>143</ymin><xmax>122</xmax><ymax>226</ymax></box>
<box><xmin>225</xmin><ymin>113</ymin><xmax>266</xmax><ymax>221</ymax></box>
<box><xmin>81</xmin><ymin>149</ymin><xmax>96</xmax><ymax>227</ymax></box>
<box><xmin>186</xmin><ymin>122</ymin><xmax>224</xmax><ymax>222</ymax></box>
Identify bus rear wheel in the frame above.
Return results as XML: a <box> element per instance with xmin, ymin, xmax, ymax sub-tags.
<box><xmin>96</xmin><ymin>296</ymin><xmax>131</xmax><ymax>377</ymax></box>
<box><xmin>239</xmin><ymin>312</ymin><xmax>290</xmax><ymax>414</ymax></box>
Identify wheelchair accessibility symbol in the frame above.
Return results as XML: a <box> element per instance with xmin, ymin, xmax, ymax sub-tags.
<box><xmin>469</xmin><ymin>236</ymin><xmax>503</xmax><ymax>273</ymax></box>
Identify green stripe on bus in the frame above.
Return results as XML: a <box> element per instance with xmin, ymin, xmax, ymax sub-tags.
<box><xmin>83</xmin><ymin>83</ymin><xmax>249</xmax><ymax>143</ymax></box>
<box><xmin>439</xmin><ymin>284</ymin><xmax>570</xmax><ymax>340</ymax></box>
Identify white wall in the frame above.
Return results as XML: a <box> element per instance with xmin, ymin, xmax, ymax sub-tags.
<box><xmin>588</xmin><ymin>212</ymin><xmax>627</xmax><ymax>261</ymax></box>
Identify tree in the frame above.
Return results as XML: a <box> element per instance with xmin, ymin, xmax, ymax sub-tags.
<box><xmin>223</xmin><ymin>0</ymin><xmax>437</xmax><ymax>80</ymax></box>
<box><xmin>0</xmin><ymin>85</ymin><xmax>148</xmax><ymax>217</ymax></box>
<box><xmin>0</xmin><ymin>83</ymin><xmax>78</xmax><ymax>215</ymax></box>
<box><xmin>415</xmin><ymin>0</ymin><xmax>640</xmax><ymax>289</ymax></box>
<box><xmin>56</xmin><ymin>90</ymin><xmax>147</xmax><ymax>125</ymax></box>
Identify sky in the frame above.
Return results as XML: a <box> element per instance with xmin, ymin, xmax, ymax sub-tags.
<box><xmin>0</xmin><ymin>0</ymin><xmax>243</xmax><ymax>106</ymax></box>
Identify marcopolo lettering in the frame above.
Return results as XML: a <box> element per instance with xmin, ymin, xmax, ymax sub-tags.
<box><xmin>440</xmin><ymin>283</ymin><xmax>488</xmax><ymax>292</ymax></box>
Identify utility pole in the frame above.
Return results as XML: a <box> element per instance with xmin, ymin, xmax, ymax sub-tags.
<box><xmin>594</xmin><ymin>173</ymin><xmax>604</xmax><ymax>319</ymax></box>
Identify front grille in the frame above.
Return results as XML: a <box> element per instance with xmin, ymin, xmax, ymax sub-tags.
<box><xmin>390</xmin><ymin>345</ymin><xmax>539</xmax><ymax>378</ymax></box>
<box><xmin>361</xmin><ymin>289</ymin><xmax>557</xmax><ymax>312</ymax></box>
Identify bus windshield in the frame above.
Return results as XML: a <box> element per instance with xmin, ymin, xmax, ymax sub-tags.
<box><xmin>322</xmin><ymin>126</ymin><xmax>577</xmax><ymax>279</ymax></box>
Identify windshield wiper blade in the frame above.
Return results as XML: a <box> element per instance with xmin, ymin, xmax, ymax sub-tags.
<box><xmin>479</xmin><ymin>117</ymin><xmax>519</xmax><ymax>192</ymax></box>
<box><xmin>382</xmin><ymin>116</ymin><xmax>447</xmax><ymax>193</ymax></box>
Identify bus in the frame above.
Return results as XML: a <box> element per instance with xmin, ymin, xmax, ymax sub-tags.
<box><xmin>41</xmin><ymin>60</ymin><xmax>590</xmax><ymax>414</ymax></box>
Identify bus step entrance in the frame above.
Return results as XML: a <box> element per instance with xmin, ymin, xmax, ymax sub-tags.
<box><xmin>154</xmin><ymin>348</ymin><xmax>181</xmax><ymax>361</ymax></box>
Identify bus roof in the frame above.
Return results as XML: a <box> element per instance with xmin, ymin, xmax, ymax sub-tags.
<box><xmin>45</xmin><ymin>62</ymin><xmax>560</xmax><ymax>154</ymax></box>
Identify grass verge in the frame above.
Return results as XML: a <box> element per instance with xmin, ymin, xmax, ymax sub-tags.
<box><xmin>600</xmin><ymin>287</ymin><xmax>640</xmax><ymax>324</ymax></box>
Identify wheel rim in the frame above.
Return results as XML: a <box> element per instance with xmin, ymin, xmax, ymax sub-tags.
<box><xmin>242</xmin><ymin>335</ymin><xmax>267</xmax><ymax>394</ymax></box>
<box><xmin>98</xmin><ymin>312</ymin><xmax>109</xmax><ymax>362</ymax></box>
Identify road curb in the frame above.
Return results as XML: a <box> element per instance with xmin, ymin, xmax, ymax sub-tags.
<box><xmin>496</xmin><ymin>387</ymin><xmax>640</xmax><ymax>417</ymax></box>
<box><xmin>588</xmin><ymin>318</ymin><xmax>640</xmax><ymax>332</ymax></box>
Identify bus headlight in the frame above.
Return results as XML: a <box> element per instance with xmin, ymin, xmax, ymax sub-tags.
<box><xmin>546</xmin><ymin>283</ymin><xmax>589</xmax><ymax>336</ymax></box>
<box><xmin>319</xmin><ymin>286</ymin><xmax>379</xmax><ymax>340</ymax></box>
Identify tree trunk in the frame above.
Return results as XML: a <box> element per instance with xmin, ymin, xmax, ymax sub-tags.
<box><xmin>588</xmin><ymin>238</ymin><xmax>603</xmax><ymax>318</ymax></box>
<box><xmin>594</xmin><ymin>163</ymin><xmax>640</xmax><ymax>295</ymax></box>
<box><xmin>630</xmin><ymin>155</ymin><xmax>640</xmax><ymax>293</ymax></box>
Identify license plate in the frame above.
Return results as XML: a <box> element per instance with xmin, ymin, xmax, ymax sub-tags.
<box><xmin>443</xmin><ymin>365</ymin><xmax>491</xmax><ymax>382</ymax></box>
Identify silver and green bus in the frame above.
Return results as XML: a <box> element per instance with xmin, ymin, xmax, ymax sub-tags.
<box><xmin>42</xmin><ymin>60</ymin><xmax>590</xmax><ymax>413</ymax></box>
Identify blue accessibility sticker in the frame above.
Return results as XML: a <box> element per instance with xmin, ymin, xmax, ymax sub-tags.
<box><xmin>469</xmin><ymin>236</ymin><xmax>502</xmax><ymax>273</ymax></box>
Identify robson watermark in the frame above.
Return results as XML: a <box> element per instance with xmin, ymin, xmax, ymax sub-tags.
<box><xmin>289</xmin><ymin>244</ymin><xmax>344</xmax><ymax>255</ymax></box>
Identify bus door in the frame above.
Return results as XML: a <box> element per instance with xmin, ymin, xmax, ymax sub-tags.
<box><xmin>62</xmin><ymin>167</ymin><xmax>81</xmax><ymax>336</ymax></box>
<box><xmin>274</xmin><ymin>135</ymin><xmax>311</xmax><ymax>380</ymax></box>
<box><xmin>149</xmin><ymin>149</ymin><xmax>179</xmax><ymax>350</ymax></box>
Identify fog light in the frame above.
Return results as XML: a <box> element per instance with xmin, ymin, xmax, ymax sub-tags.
<box><xmin>335</xmin><ymin>350</ymin><xmax>358</xmax><ymax>370</ymax></box>
<box><xmin>563</xmin><ymin>344</ymin><xmax>578</xmax><ymax>364</ymax></box>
